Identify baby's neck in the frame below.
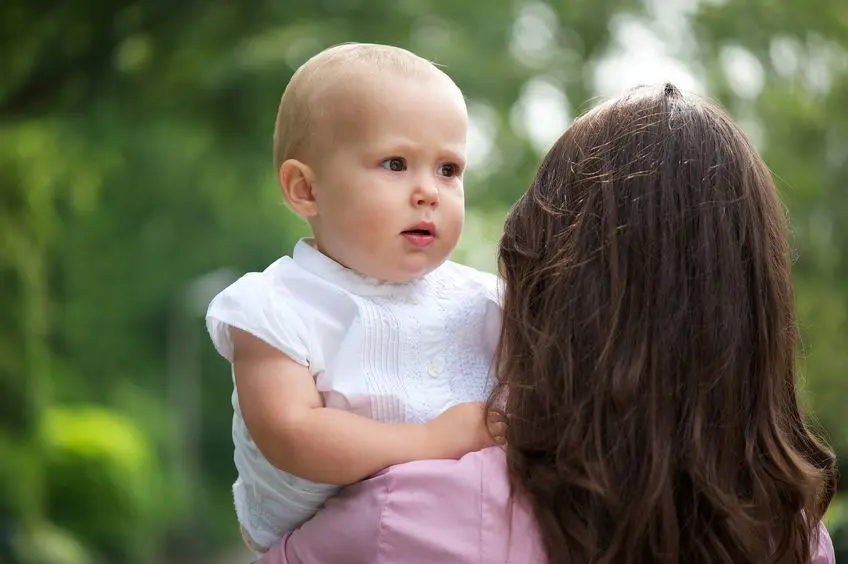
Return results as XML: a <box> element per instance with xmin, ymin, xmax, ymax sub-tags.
<box><xmin>304</xmin><ymin>238</ymin><xmax>427</xmax><ymax>288</ymax></box>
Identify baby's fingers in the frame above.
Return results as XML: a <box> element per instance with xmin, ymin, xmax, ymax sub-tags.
<box><xmin>486</xmin><ymin>410</ymin><xmax>507</xmax><ymax>445</ymax></box>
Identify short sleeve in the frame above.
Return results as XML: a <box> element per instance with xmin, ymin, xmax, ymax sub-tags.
<box><xmin>206</xmin><ymin>272</ymin><xmax>311</xmax><ymax>366</ymax></box>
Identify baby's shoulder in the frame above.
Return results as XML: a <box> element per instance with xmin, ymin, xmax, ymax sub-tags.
<box><xmin>211</xmin><ymin>255</ymin><xmax>334</xmax><ymax>321</ymax></box>
<box><xmin>221</xmin><ymin>256</ymin><xmax>299</xmax><ymax>298</ymax></box>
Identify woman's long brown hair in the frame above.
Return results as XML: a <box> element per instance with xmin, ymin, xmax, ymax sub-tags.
<box><xmin>489</xmin><ymin>84</ymin><xmax>836</xmax><ymax>564</ymax></box>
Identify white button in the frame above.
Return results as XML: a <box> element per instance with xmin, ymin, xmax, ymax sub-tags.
<box><xmin>427</xmin><ymin>363</ymin><xmax>443</xmax><ymax>378</ymax></box>
<box><xmin>405</xmin><ymin>295</ymin><xmax>420</xmax><ymax>305</ymax></box>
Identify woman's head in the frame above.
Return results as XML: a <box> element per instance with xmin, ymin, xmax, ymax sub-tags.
<box><xmin>492</xmin><ymin>84</ymin><xmax>835</xmax><ymax>564</ymax></box>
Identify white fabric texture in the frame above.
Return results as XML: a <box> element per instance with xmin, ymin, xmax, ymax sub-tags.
<box><xmin>206</xmin><ymin>238</ymin><xmax>501</xmax><ymax>550</ymax></box>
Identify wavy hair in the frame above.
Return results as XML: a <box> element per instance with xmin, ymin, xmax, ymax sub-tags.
<box><xmin>489</xmin><ymin>84</ymin><xmax>836</xmax><ymax>564</ymax></box>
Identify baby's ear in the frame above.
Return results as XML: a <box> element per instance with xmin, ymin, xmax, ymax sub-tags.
<box><xmin>279</xmin><ymin>159</ymin><xmax>317</xmax><ymax>218</ymax></box>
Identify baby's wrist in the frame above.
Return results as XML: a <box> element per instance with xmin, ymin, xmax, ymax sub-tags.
<box><xmin>419</xmin><ymin>420</ymin><xmax>456</xmax><ymax>460</ymax></box>
<box><xmin>377</xmin><ymin>422</ymin><xmax>439</xmax><ymax>467</ymax></box>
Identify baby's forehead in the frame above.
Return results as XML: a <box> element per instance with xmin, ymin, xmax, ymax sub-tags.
<box><xmin>312</xmin><ymin>61</ymin><xmax>447</xmax><ymax>106</ymax></box>
<box><xmin>303</xmin><ymin>44</ymin><xmax>459</xmax><ymax>104</ymax></box>
<box><xmin>314</xmin><ymin>66</ymin><xmax>463</xmax><ymax>132</ymax></box>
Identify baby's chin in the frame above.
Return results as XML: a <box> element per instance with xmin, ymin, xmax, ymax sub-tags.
<box><xmin>375</xmin><ymin>258</ymin><xmax>445</xmax><ymax>284</ymax></box>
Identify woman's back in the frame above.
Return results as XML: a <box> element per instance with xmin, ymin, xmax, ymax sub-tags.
<box><xmin>492</xmin><ymin>83</ymin><xmax>837</xmax><ymax>563</ymax></box>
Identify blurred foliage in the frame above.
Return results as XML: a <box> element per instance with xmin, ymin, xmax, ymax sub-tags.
<box><xmin>12</xmin><ymin>522</ymin><xmax>94</xmax><ymax>564</ymax></box>
<box><xmin>0</xmin><ymin>0</ymin><xmax>845</xmax><ymax>561</ymax></box>
<box><xmin>42</xmin><ymin>406</ymin><xmax>158</xmax><ymax>563</ymax></box>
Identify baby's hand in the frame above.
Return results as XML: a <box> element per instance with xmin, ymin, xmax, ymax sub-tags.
<box><xmin>424</xmin><ymin>402</ymin><xmax>506</xmax><ymax>460</ymax></box>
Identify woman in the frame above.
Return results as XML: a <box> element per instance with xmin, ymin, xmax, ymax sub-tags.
<box><xmin>258</xmin><ymin>84</ymin><xmax>837</xmax><ymax>563</ymax></box>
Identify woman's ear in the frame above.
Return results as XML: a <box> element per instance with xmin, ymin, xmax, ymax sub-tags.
<box><xmin>279</xmin><ymin>159</ymin><xmax>318</xmax><ymax>218</ymax></box>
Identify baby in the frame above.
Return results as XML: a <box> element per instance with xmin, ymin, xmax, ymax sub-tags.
<box><xmin>206</xmin><ymin>43</ymin><xmax>502</xmax><ymax>553</ymax></box>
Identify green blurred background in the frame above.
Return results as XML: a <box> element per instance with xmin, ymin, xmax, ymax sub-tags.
<box><xmin>1</xmin><ymin>0</ymin><xmax>846</xmax><ymax>562</ymax></box>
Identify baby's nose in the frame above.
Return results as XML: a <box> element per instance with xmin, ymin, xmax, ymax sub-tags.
<box><xmin>414</xmin><ymin>182</ymin><xmax>440</xmax><ymax>206</ymax></box>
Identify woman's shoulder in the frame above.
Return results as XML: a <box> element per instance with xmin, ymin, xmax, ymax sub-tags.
<box><xmin>350</xmin><ymin>448</ymin><xmax>544</xmax><ymax>563</ymax></box>
<box><xmin>265</xmin><ymin>448</ymin><xmax>545</xmax><ymax>564</ymax></box>
<box><xmin>813</xmin><ymin>522</ymin><xmax>836</xmax><ymax>564</ymax></box>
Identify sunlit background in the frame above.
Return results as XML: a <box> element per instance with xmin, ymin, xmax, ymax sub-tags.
<box><xmin>2</xmin><ymin>0</ymin><xmax>846</xmax><ymax>562</ymax></box>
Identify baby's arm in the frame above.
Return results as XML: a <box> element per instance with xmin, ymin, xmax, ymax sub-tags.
<box><xmin>232</xmin><ymin>328</ymin><xmax>496</xmax><ymax>486</ymax></box>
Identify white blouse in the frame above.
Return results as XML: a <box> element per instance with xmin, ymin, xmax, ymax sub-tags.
<box><xmin>206</xmin><ymin>239</ymin><xmax>501</xmax><ymax>550</ymax></box>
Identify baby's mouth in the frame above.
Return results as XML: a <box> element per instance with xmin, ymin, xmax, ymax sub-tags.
<box><xmin>401</xmin><ymin>222</ymin><xmax>437</xmax><ymax>247</ymax></box>
<box><xmin>401</xmin><ymin>221</ymin><xmax>436</xmax><ymax>237</ymax></box>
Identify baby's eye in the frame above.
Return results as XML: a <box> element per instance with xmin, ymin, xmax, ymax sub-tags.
<box><xmin>381</xmin><ymin>157</ymin><xmax>407</xmax><ymax>172</ymax></box>
<box><xmin>438</xmin><ymin>163</ymin><xmax>461</xmax><ymax>178</ymax></box>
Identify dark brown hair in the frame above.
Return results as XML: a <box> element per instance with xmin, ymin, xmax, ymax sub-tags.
<box><xmin>490</xmin><ymin>84</ymin><xmax>836</xmax><ymax>564</ymax></box>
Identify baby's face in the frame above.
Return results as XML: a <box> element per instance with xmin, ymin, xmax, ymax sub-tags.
<box><xmin>309</xmin><ymin>73</ymin><xmax>468</xmax><ymax>283</ymax></box>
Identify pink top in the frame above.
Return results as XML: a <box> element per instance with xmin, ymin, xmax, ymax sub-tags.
<box><xmin>257</xmin><ymin>447</ymin><xmax>836</xmax><ymax>564</ymax></box>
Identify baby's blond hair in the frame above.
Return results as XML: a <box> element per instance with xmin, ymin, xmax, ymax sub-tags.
<box><xmin>273</xmin><ymin>43</ymin><xmax>452</xmax><ymax>171</ymax></box>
